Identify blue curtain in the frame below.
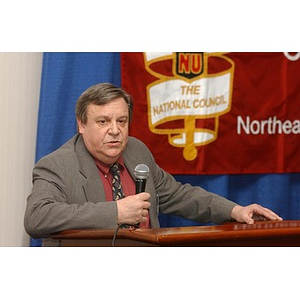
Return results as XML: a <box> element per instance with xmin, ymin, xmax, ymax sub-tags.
<box><xmin>31</xmin><ymin>52</ymin><xmax>300</xmax><ymax>246</ymax></box>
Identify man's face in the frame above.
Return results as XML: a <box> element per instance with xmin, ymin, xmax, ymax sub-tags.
<box><xmin>77</xmin><ymin>97</ymin><xmax>129</xmax><ymax>165</ymax></box>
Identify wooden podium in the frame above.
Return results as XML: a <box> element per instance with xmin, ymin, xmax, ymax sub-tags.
<box><xmin>51</xmin><ymin>220</ymin><xmax>300</xmax><ymax>246</ymax></box>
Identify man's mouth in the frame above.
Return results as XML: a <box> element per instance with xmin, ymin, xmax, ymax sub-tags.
<box><xmin>106</xmin><ymin>141</ymin><xmax>121</xmax><ymax>147</ymax></box>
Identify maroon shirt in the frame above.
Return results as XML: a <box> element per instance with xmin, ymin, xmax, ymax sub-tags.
<box><xmin>94</xmin><ymin>156</ymin><xmax>150</xmax><ymax>228</ymax></box>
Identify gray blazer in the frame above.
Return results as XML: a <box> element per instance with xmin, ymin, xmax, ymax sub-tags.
<box><xmin>24</xmin><ymin>134</ymin><xmax>236</xmax><ymax>243</ymax></box>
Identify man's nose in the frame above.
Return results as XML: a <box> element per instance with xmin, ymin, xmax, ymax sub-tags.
<box><xmin>108</xmin><ymin>121</ymin><xmax>120</xmax><ymax>134</ymax></box>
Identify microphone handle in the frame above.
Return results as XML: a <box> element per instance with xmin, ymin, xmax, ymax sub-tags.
<box><xmin>135</xmin><ymin>178</ymin><xmax>146</xmax><ymax>194</ymax></box>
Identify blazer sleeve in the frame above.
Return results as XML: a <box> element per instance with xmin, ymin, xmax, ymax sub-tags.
<box><xmin>24</xmin><ymin>154</ymin><xmax>118</xmax><ymax>239</ymax></box>
<box><xmin>154</xmin><ymin>166</ymin><xmax>237</xmax><ymax>224</ymax></box>
<box><xmin>126</xmin><ymin>137</ymin><xmax>237</xmax><ymax>224</ymax></box>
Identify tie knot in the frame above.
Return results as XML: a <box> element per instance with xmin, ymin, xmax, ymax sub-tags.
<box><xmin>110</xmin><ymin>163</ymin><xmax>120</xmax><ymax>175</ymax></box>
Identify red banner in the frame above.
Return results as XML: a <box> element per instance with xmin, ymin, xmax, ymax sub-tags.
<box><xmin>121</xmin><ymin>52</ymin><xmax>300</xmax><ymax>175</ymax></box>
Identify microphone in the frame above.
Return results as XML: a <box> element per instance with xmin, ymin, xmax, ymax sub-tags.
<box><xmin>134</xmin><ymin>164</ymin><xmax>150</xmax><ymax>194</ymax></box>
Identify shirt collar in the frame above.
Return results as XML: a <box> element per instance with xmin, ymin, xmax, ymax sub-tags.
<box><xmin>94</xmin><ymin>156</ymin><xmax>125</xmax><ymax>175</ymax></box>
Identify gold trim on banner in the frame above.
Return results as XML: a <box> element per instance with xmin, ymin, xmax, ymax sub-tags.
<box><xmin>143</xmin><ymin>52</ymin><xmax>235</xmax><ymax>161</ymax></box>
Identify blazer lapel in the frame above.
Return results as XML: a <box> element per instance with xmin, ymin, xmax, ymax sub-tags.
<box><xmin>74</xmin><ymin>134</ymin><xmax>106</xmax><ymax>204</ymax></box>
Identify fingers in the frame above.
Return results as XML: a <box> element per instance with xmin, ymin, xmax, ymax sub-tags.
<box><xmin>251</xmin><ymin>204</ymin><xmax>283</xmax><ymax>221</ymax></box>
<box><xmin>116</xmin><ymin>193</ymin><xmax>151</xmax><ymax>225</ymax></box>
<box><xmin>140</xmin><ymin>208</ymin><xmax>149</xmax><ymax>223</ymax></box>
<box><xmin>231</xmin><ymin>204</ymin><xmax>283</xmax><ymax>225</ymax></box>
<box><xmin>138</xmin><ymin>193</ymin><xmax>150</xmax><ymax>223</ymax></box>
<box><xmin>244</xmin><ymin>212</ymin><xmax>255</xmax><ymax>225</ymax></box>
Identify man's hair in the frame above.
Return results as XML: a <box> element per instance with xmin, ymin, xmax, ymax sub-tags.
<box><xmin>75</xmin><ymin>83</ymin><xmax>133</xmax><ymax>124</ymax></box>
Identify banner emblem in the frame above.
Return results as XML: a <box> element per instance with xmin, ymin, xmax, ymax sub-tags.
<box><xmin>176</xmin><ymin>52</ymin><xmax>204</xmax><ymax>79</ymax></box>
<box><xmin>144</xmin><ymin>52</ymin><xmax>235</xmax><ymax>161</ymax></box>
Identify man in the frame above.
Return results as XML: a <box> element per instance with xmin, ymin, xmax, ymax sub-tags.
<box><xmin>24</xmin><ymin>83</ymin><xmax>282</xmax><ymax>246</ymax></box>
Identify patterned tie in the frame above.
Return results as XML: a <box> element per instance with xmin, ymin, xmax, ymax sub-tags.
<box><xmin>110</xmin><ymin>163</ymin><xmax>125</xmax><ymax>201</ymax></box>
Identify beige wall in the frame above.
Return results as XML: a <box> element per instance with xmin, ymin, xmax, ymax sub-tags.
<box><xmin>0</xmin><ymin>52</ymin><xmax>43</xmax><ymax>246</ymax></box>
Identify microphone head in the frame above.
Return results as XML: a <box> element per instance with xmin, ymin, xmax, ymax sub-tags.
<box><xmin>134</xmin><ymin>164</ymin><xmax>150</xmax><ymax>180</ymax></box>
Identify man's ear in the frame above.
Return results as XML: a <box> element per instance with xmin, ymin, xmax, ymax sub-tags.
<box><xmin>77</xmin><ymin>118</ymin><xmax>85</xmax><ymax>134</ymax></box>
